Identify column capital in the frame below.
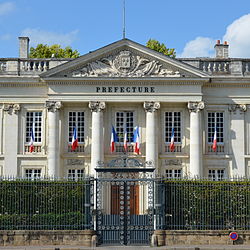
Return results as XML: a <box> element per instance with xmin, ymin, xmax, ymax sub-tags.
<box><xmin>143</xmin><ymin>101</ymin><xmax>160</xmax><ymax>112</ymax></box>
<box><xmin>3</xmin><ymin>103</ymin><xmax>20</xmax><ymax>114</ymax></box>
<box><xmin>228</xmin><ymin>104</ymin><xmax>247</xmax><ymax>113</ymax></box>
<box><xmin>187</xmin><ymin>101</ymin><xmax>204</xmax><ymax>113</ymax></box>
<box><xmin>89</xmin><ymin>101</ymin><xmax>106</xmax><ymax>112</ymax></box>
<box><xmin>45</xmin><ymin>101</ymin><xmax>62</xmax><ymax>112</ymax></box>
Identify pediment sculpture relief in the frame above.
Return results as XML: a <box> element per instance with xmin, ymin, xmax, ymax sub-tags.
<box><xmin>72</xmin><ymin>50</ymin><xmax>181</xmax><ymax>77</ymax></box>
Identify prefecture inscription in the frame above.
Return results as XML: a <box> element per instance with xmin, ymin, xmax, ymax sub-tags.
<box><xmin>96</xmin><ymin>86</ymin><xmax>155</xmax><ymax>93</ymax></box>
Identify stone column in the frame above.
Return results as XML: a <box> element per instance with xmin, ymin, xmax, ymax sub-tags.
<box><xmin>229</xmin><ymin>104</ymin><xmax>247</xmax><ymax>177</ymax></box>
<box><xmin>188</xmin><ymin>101</ymin><xmax>204</xmax><ymax>177</ymax></box>
<box><xmin>89</xmin><ymin>101</ymin><xmax>105</xmax><ymax>175</ymax></box>
<box><xmin>46</xmin><ymin>101</ymin><xmax>62</xmax><ymax>177</ymax></box>
<box><xmin>144</xmin><ymin>102</ymin><xmax>160</xmax><ymax>170</ymax></box>
<box><xmin>3</xmin><ymin>104</ymin><xmax>20</xmax><ymax>176</ymax></box>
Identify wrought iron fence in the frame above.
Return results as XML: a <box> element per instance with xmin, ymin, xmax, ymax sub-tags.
<box><xmin>156</xmin><ymin>178</ymin><xmax>250</xmax><ymax>230</ymax></box>
<box><xmin>0</xmin><ymin>176</ymin><xmax>249</xmax><ymax>232</ymax></box>
<box><xmin>0</xmin><ymin>178</ymin><xmax>94</xmax><ymax>230</ymax></box>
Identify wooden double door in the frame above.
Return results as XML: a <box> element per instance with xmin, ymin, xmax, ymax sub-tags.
<box><xmin>111</xmin><ymin>183</ymin><xmax>139</xmax><ymax>215</ymax></box>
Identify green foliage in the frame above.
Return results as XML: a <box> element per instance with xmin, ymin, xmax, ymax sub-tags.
<box><xmin>146</xmin><ymin>39</ymin><xmax>176</xmax><ymax>58</ymax></box>
<box><xmin>164</xmin><ymin>180</ymin><xmax>250</xmax><ymax>230</ymax></box>
<box><xmin>29</xmin><ymin>44</ymin><xmax>80</xmax><ymax>58</ymax></box>
<box><xmin>0</xmin><ymin>179</ymin><xmax>91</xmax><ymax>230</ymax></box>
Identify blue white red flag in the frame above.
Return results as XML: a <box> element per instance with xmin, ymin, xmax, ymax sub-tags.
<box><xmin>170</xmin><ymin>127</ymin><xmax>175</xmax><ymax>152</ymax></box>
<box><xmin>212</xmin><ymin>127</ymin><xmax>217</xmax><ymax>152</ymax></box>
<box><xmin>110</xmin><ymin>126</ymin><xmax>118</xmax><ymax>153</ymax></box>
<box><xmin>133</xmin><ymin>126</ymin><xmax>140</xmax><ymax>154</ymax></box>
<box><xmin>124</xmin><ymin>130</ymin><xmax>128</xmax><ymax>152</ymax></box>
<box><xmin>29</xmin><ymin>123</ymin><xmax>35</xmax><ymax>153</ymax></box>
<box><xmin>71</xmin><ymin>126</ymin><xmax>78</xmax><ymax>151</ymax></box>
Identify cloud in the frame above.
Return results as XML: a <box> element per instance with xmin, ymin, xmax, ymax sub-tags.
<box><xmin>20</xmin><ymin>28</ymin><xmax>79</xmax><ymax>47</ymax></box>
<box><xmin>178</xmin><ymin>37</ymin><xmax>216</xmax><ymax>58</ymax></box>
<box><xmin>223</xmin><ymin>14</ymin><xmax>250</xmax><ymax>58</ymax></box>
<box><xmin>0</xmin><ymin>2</ymin><xmax>15</xmax><ymax>16</ymax></box>
<box><xmin>179</xmin><ymin>14</ymin><xmax>250</xmax><ymax>58</ymax></box>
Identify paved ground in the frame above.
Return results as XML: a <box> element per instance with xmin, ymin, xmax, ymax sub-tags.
<box><xmin>0</xmin><ymin>245</ymin><xmax>250</xmax><ymax>250</ymax></box>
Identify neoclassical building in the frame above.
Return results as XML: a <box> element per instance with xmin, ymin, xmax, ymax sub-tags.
<box><xmin>0</xmin><ymin>37</ymin><xmax>250</xmax><ymax>180</ymax></box>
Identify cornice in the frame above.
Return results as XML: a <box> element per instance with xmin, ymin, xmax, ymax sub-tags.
<box><xmin>204</xmin><ymin>79</ymin><xmax>250</xmax><ymax>88</ymax></box>
<box><xmin>0</xmin><ymin>76</ymin><xmax>45</xmax><ymax>87</ymax></box>
<box><xmin>41</xmin><ymin>77</ymin><xmax>209</xmax><ymax>86</ymax></box>
<box><xmin>0</xmin><ymin>82</ymin><xmax>46</xmax><ymax>87</ymax></box>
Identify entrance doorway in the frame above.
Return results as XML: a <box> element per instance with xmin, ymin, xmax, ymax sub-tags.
<box><xmin>111</xmin><ymin>184</ymin><xmax>139</xmax><ymax>215</ymax></box>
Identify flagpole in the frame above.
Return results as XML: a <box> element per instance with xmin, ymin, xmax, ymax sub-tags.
<box><xmin>123</xmin><ymin>0</ymin><xmax>126</xmax><ymax>39</ymax></box>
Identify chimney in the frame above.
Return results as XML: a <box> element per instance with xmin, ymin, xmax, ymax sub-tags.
<box><xmin>214</xmin><ymin>40</ymin><xmax>229</xmax><ymax>58</ymax></box>
<box><xmin>18</xmin><ymin>37</ymin><xmax>30</xmax><ymax>58</ymax></box>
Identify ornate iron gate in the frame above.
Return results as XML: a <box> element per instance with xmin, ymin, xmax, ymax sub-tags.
<box><xmin>95</xmin><ymin>157</ymin><xmax>155</xmax><ymax>245</ymax></box>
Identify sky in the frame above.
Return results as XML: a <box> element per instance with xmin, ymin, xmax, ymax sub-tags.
<box><xmin>1</xmin><ymin>0</ymin><xmax>250</xmax><ymax>58</ymax></box>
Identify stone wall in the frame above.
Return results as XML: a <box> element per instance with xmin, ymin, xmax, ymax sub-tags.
<box><xmin>0</xmin><ymin>230</ymin><xmax>96</xmax><ymax>247</ymax></box>
<box><xmin>154</xmin><ymin>230</ymin><xmax>250</xmax><ymax>246</ymax></box>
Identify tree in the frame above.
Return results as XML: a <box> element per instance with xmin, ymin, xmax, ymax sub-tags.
<box><xmin>29</xmin><ymin>44</ymin><xmax>80</xmax><ymax>58</ymax></box>
<box><xmin>146</xmin><ymin>39</ymin><xmax>176</xmax><ymax>58</ymax></box>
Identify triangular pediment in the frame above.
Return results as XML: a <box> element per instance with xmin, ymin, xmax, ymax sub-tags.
<box><xmin>40</xmin><ymin>39</ymin><xmax>209</xmax><ymax>79</ymax></box>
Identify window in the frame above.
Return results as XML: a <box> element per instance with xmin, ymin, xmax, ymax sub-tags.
<box><xmin>25</xmin><ymin>112</ymin><xmax>42</xmax><ymax>143</ymax></box>
<box><xmin>25</xmin><ymin>169</ymin><xmax>41</xmax><ymax>179</ymax></box>
<box><xmin>67</xmin><ymin>169</ymin><xmax>84</xmax><ymax>180</ymax></box>
<box><xmin>208</xmin><ymin>169</ymin><xmax>225</xmax><ymax>181</ymax></box>
<box><xmin>165</xmin><ymin>169</ymin><xmax>182</xmax><ymax>178</ymax></box>
<box><xmin>115</xmin><ymin>111</ymin><xmax>134</xmax><ymax>152</ymax></box>
<box><xmin>207</xmin><ymin>112</ymin><xmax>224</xmax><ymax>152</ymax></box>
<box><xmin>164</xmin><ymin>112</ymin><xmax>181</xmax><ymax>152</ymax></box>
<box><xmin>68</xmin><ymin>111</ymin><xmax>85</xmax><ymax>152</ymax></box>
<box><xmin>68</xmin><ymin>111</ymin><xmax>84</xmax><ymax>143</ymax></box>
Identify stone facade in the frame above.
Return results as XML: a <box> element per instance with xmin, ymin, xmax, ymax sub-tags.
<box><xmin>0</xmin><ymin>38</ymin><xmax>250</xmax><ymax>179</ymax></box>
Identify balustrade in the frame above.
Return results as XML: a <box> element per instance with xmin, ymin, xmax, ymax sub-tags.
<box><xmin>1</xmin><ymin>57</ymin><xmax>250</xmax><ymax>76</ymax></box>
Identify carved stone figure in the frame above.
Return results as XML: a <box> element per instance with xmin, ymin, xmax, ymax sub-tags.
<box><xmin>72</xmin><ymin>50</ymin><xmax>181</xmax><ymax>78</ymax></box>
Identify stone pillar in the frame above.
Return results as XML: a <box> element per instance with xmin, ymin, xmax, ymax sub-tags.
<box><xmin>188</xmin><ymin>101</ymin><xmax>204</xmax><ymax>177</ymax></box>
<box><xmin>229</xmin><ymin>104</ymin><xmax>247</xmax><ymax>177</ymax></box>
<box><xmin>46</xmin><ymin>101</ymin><xmax>62</xmax><ymax>177</ymax></box>
<box><xmin>89</xmin><ymin>101</ymin><xmax>105</xmax><ymax>175</ymax></box>
<box><xmin>144</xmin><ymin>102</ymin><xmax>160</xmax><ymax>170</ymax></box>
<box><xmin>3</xmin><ymin>104</ymin><xmax>20</xmax><ymax>176</ymax></box>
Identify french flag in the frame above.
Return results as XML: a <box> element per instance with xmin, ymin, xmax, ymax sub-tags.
<box><xmin>212</xmin><ymin>127</ymin><xmax>217</xmax><ymax>152</ymax></box>
<box><xmin>29</xmin><ymin>123</ymin><xmax>35</xmax><ymax>153</ymax></box>
<box><xmin>71</xmin><ymin>126</ymin><xmax>78</xmax><ymax>151</ymax></box>
<box><xmin>170</xmin><ymin>127</ymin><xmax>175</xmax><ymax>152</ymax></box>
<box><xmin>133</xmin><ymin>126</ymin><xmax>140</xmax><ymax>154</ymax></box>
<box><xmin>110</xmin><ymin>126</ymin><xmax>118</xmax><ymax>153</ymax></box>
<box><xmin>124</xmin><ymin>130</ymin><xmax>128</xmax><ymax>152</ymax></box>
